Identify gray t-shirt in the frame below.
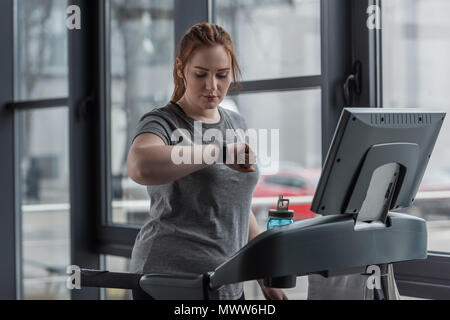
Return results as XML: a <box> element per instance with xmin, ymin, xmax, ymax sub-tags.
<box><xmin>129</xmin><ymin>101</ymin><xmax>260</xmax><ymax>300</ymax></box>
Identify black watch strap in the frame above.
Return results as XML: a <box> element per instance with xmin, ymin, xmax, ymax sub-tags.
<box><xmin>213</xmin><ymin>141</ymin><xmax>228</xmax><ymax>164</ymax></box>
<box><xmin>222</xmin><ymin>145</ymin><xmax>228</xmax><ymax>164</ymax></box>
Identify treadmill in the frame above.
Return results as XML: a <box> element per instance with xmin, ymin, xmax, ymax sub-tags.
<box><xmin>78</xmin><ymin>107</ymin><xmax>445</xmax><ymax>300</ymax></box>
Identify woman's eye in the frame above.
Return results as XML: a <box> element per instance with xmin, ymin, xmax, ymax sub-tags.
<box><xmin>195</xmin><ymin>73</ymin><xmax>228</xmax><ymax>79</ymax></box>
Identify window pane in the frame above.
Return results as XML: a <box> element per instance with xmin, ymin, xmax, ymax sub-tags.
<box><xmin>17</xmin><ymin>0</ymin><xmax>68</xmax><ymax>100</ymax></box>
<box><xmin>382</xmin><ymin>0</ymin><xmax>450</xmax><ymax>253</ymax></box>
<box><xmin>109</xmin><ymin>0</ymin><xmax>175</xmax><ymax>225</ymax></box>
<box><xmin>18</xmin><ymin>107</ymin><xmax>70</xmax><ymax>299</ymax></box>
<box><xmin>234</xmin><ymin>90</ymin><xmax>322</xmax><ymax>169</ymax></box>
<box><xmin>231</xmin><ymin>89</ymin><xmax>321</xmax><ymax>238</ymax></box>
<box><xmin>215</xmin><ymin>0</ymin><xmax>321</xmax><ymax>81</ymax></box>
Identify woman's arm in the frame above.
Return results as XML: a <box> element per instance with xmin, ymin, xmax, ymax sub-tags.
<box><xmin>127</xmin><ymin>133</ymin><xmax>214</xmax><ymax>185</ymax></box>
<box><xmin>248</xmin><ymin>209</ymin><xmax>261</xmax><ymax>242</ymax></box>
<box><xmin>127</xmin><ymin>133</ymin><xmax>256</xmax><ymax>186</ymax></box>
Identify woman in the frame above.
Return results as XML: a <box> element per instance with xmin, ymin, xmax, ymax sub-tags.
<box><xmin>127</xmin><ymin>22</ymin><xmax>287</xmax><ymax>300</ymax></box>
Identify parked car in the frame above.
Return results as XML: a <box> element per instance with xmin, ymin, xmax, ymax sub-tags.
<box><xmin>252</xmin><ymin>166</ymin><xmax>321</xmax><ymax>221</ymax></box>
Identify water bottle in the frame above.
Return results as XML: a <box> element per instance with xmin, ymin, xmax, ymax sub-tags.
<box><xmin>267</xmin><ymin>195</ymin><xmax>294</xmax><ymax>230</ymax></box>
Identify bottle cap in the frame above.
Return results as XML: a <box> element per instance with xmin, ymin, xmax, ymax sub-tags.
<box><xmin>268</xmin><ymin>195</ymin><xmax>294</xmax><ymax>219</ymax></box>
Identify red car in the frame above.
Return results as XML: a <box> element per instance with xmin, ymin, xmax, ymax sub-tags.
<box><xmin>252</xmin><ymin>167</ymin><xmax>321</xmax><ymax>221</ymax></box>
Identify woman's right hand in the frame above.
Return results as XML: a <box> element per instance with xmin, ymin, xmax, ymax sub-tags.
<box><xmin>224</xmin><ymin>142</ymin><xmax>257</xmax><ymax>173</ymax></box>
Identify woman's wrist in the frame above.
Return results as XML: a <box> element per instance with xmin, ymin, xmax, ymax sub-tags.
<box><xmin>222</xmin><ymin>144</ymin><xmax>228</xmax><ymax>163</ymax></box>
<box><xmin>212</xmin><ymin>141</ymin><xmax>228</xmax><ymax>164</ymax></box>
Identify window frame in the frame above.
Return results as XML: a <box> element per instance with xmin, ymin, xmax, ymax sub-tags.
<box><xmin>375</xmin><ymin>0</ymin><xmax>450</xmax><ymax>298</ymax></box>
<box><xmin>0</xmin><ymin>0</ymin><xmax>17</xmax><ymax>300</ymax></box>
<box><xmin>348</xmin><ymin>0</ymin><xmax>450</xmax><ymax>299</ymax></box>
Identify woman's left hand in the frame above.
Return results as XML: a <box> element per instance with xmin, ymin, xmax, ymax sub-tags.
<box><xmin>257</xmin><ymin>280</ymin><xmax>289</xmax><ymax>300</ymax></box>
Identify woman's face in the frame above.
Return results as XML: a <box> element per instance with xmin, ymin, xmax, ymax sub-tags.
<box><xmin>177</xmin><ymin>45</ymin><xmax>232</xmax><ymax>110</ymax></box>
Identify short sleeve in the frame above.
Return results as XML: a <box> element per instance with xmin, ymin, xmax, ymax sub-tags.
<box><xmin>224</xmin><ymin>108</ymin><xmax>248</xmax><ymax>131</ymax></box>
<box><xmin>133</xmin><ymin>112</ymin><xmax>172</xmax><ymax>145</ymax></box>
<box><xmin>238</xmin><ymin>114</ymin><xmax>249</xmax><ymax>131</ymax></box>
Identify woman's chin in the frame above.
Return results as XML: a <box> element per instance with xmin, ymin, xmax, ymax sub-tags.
<box><xmin>200</xmin><ymin>100</ymin><xmax>220</xmax><ymax>109</ymax></box>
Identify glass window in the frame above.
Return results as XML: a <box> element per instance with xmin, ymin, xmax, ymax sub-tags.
<box><xmin>109</xmin><ymin>0</ymin><xmax>175</xmax><ymax>226</ymax></box>
<box><xmin>18</xmin><ymin>107</ymin><xmax>70</xmax><ymax>300</ymax></box>
<box><xmin>382</xmin><ymin>0</ymin><xmax>450</xmax><ymax>253</ymax></box>
<box><xmin>265</xmin><ymin>176</ymin><xmax>291</xmax><ymax>187</ymax></box>
<box><xmin>215</xmin><ymin>0</ymin><xmax>321</xmax><ymax>81</ymax></box>
<box><xmin>231</xmin><ymin>90</ymin><xmax>321</xmax><ymax>229</ymax></box>
<box><xmin>16</xmin><ymin>0</ymin><xmax>68</xmax><ymax>100</ymax></box>
<box><xmin>231</xmin><ymin>90</ymin><xmax>322</xmax><ymax>170</ymax></box>
<box><xmin>265</xmin><ymin>176</ymin><xmax>307</xmax><ymax>189</ymax></box>
<box><xmin>292</xmin><ymin>178</ymin><xmax>307</xmax><ymax>189</ymax></box>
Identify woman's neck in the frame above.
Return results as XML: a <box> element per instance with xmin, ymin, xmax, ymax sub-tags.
<box><xmin>176</xmin><ymin>97</ymin><xmax>220</xmax><ymax>123</ymax></box>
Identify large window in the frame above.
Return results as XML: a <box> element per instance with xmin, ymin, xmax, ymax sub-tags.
<box><xmin>109</xmin><ymin>0</ymin><xmax>175</xmax><ymax>226</ymax></box>
<box><xmin>382</xmin><ymin>0</ymin><xmax>450</xmax><ymax>253</ymax></box>
<box><xmin>16</xmin><ymin>0</ymin><xmax>68</xmax><ymax>100</ymax></box>
<box><xmin>18</xmin><ymin>108</ymin><xmax>70</xmax><ymax>300</ymax></box>
<box><xmin>215</xmin><ymin>0</ymin><xmax>321</xmax><ymax>80</ymax></box>
<box><xmin>4</xmin><ymin>0</ymin><xmax>447</xmax><ymax>301</ymax></box>
<box><xmin>14</xmin><ymin>0</ymin><xmax>70</xmax><ymax>300</ymax></box>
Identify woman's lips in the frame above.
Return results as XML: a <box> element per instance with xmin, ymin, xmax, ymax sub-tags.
<box><xmin>204</xmin><ymin>96</ymin><xmax>218</xmax><ymax>101</ymax></box>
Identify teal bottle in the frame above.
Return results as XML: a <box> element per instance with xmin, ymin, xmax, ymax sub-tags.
<box><xmin>267</xmin><ymin>195</ymin><xmax>294</xmax><ymax>230</ymax></box>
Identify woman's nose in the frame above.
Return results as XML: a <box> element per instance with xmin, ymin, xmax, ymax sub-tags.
<box><xmin>205</xmin><ymin>75</ymin><xmax>218</xmax><ymax>92</ymax></box>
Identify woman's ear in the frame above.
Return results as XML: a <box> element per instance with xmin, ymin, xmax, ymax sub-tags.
<box><xmin>176</xmin><ymin>58</ymin><xmax>184</xmax><ymax>79</ymax></box>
